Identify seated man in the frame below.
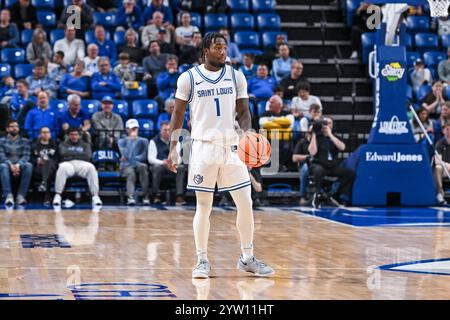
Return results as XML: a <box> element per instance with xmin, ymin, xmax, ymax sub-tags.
<box><xmin>60</xmin><ymin>94</ymin><xmax>91</xmax><ymax>143</ymax></box>
<box><xmin>0</xmin><ymin>120</ymin><xmax>32</xmax><ymax>206</ymax></box>
<box><xmin>92</xmin><ymin>25</ymin><xmax>117</xmax><ymax>64</ymax></box>
<box><xmin>147</xmin><ymin>121</ymin><xmax>186</xmax><ymax>205</ymax></box>
<box><xmin>24</xmin><ymin>91</ymin><xmax>58</xmax><ymax>140</ymax></box>
<box><xmin>290</xmin><ymin>81</ymin><xmax>322</xmax><ymax>121</ymax></box>
<box><xmin>247</xmin><ymin>64</ymin><xmax>277</xmax><ymax>102</ymax></box>
<box><xmin>91</xmin><ymin>57</ymin><xmax>122</xmax><ymax>100</ymax></box>
<box><xmin>434</xmin><ymin>121</ymin><xmax>450</xmax><ymax>205</ymax></box>
<box><xmin>32</xmin><ymin>126</ymin><xmax>58</xmax><ymax>206</ymax></box>
<box><xmin>292</xmin><ymin>131</ymin><xmax>312</xmax><ymax>206</ymax></box>
<box><xmin>156</xmin><ymin>55</ymin><xmax>180</xmax><ymax>108</ymax></box>
<box><xmin>26</xmin><ymin>60</ymin><xmax>56</xmax><ymax>98</ymax></box>
<box><xmin>118</xmin><ymin>119</ymin><xmax>150</xmax><ymax>206</ymax></box>
<box><xmin>8</xmin><ymin>79</ymin><xmax>36</xmax><ymax>127</ymax></box>
<box><xmin>53</xmin><ymin>127</ymin><xmax>102</xmax><ymax>207</ymax></box>
<box><xmin>308</xmin><ymin>117</ymin><xmax>355</xmax><ymax>208</ymax></box>
<box><xmin>91</xmin><ymin>96</ymin><xmax>124</xmax><ymax>150</ymax></box>
<box><xmin>239</xmin><ymin>53</ymin><xmax>258</xmax><ymax>80</ymax></box>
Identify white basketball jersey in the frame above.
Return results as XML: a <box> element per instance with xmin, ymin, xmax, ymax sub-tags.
<box><xmin>176</xmin><ymin>64</ymin><xmax>248</xmax><ymax>144</ymax></box>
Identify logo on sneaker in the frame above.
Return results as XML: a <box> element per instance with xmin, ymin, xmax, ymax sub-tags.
<box><xmin>193</xmin><ymin>174</ymin><xmax>204</xmax><ymax>185</ymax></box>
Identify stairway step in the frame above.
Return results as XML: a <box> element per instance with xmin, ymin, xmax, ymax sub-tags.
<box><xmin>277</xmin><ymin>8</ymin><xmax>343</xmax><ymax>23</ymax></box>
<box><xmin>301</xmin><ymin>61</ymin><xmax>365</xmax><ymax>78</ymax></box>
<box><xmin>277</xmin><ymin>0</ymin><xmax>334</xmax><ymax>5</ymax></box>
<box><xmin>310</xmin><ymin>81</ymin><xmax>372</xmax><ymax>96</ymax></box>
<box><xmin>294</xmin><ymin>43</ymin><xmax>353</xmax><ymax>59</ymax></box>
<box><xmin>285</xmin><ymin>27</ymin><xmax>350</xmax><ymax>41</ymax></box>
<box><xmin>322</xmin><ymin>100</ymin><xmax>373</xmax><ymax>115</ymax></box>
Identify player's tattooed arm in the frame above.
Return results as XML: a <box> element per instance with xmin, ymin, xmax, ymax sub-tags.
<box><xmin>236</xmin><ymin>98</ymin><xmax>252</xmax><ymax>133</ymax></box>
<box><xmin>168</xmin><ymin>98</ymin><xmax>188</xmax><ymax>173</ymax></box>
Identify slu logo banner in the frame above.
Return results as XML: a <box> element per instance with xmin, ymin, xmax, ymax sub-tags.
<box><xmin>381</xmin><ymin>62</ymin><xmax>405</xmax><ymax>82</ymax></box>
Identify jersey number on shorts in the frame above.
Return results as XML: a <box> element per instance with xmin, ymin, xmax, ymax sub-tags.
<box><xmin>214</xmin><ymin>98</ymin><xmax>221</xmax><ymax>117</ymax></box>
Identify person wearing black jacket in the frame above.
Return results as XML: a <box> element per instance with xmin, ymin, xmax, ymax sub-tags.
<box><xmin>9</xmin><ymin>0</ymin><xmax>37</xmax><ymax>31</ymax></box>
<box><xmin>32</xmin><ymin>126</ymin><xmax>57</xmax><ymax>205</ymax></box>
<box><xmin>53</xmin><ymin>128</ymin><xmax>102</xmax><ymax>207</ymax></box>
<box><xmin>308</xmin><ymin>117</ymin><xmax>355</xmax><ymax>207</ymax></box>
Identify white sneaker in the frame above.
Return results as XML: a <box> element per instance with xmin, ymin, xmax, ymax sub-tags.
<box><xmin>127</xmin><ymin>196</ymin><xmax>136</xmax><ymax>206</ymax></box>
<box><xmin>350</xmin><ymin>50</ymin><xmax>358</xmax><ymax>59</ymax></box>
<box><xmin>192</xmin><ymin>259</ymin><xmax>211</xmax><ymax>279</ymax></box>
<box><xmin>53</xmin><ymin>194</ymin><xmax>62</xmax><ymax>206</ymax></box>
<box><xmin>92</xmin><ymin>195</ymin><xmax>103</xmax><ymax>206</ymax></box>
<box><xmin>5</xmin><ymin>193</ymin><xmax>14</xmax><ymax>206</ymax></box>
<box><xmin>437</xmin><ymin>193</ymin><xmax>447</xmax><ymax>205</ymax></box>
<box><xmin>142</xmin><ymin>197</ymin><xmax>150</xmax><ymax>205</ymax></box>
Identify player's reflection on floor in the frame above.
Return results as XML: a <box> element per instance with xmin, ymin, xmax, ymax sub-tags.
<box><xmin>192</xmin><ymin>278</ymin><xmax>211</xmax><ymax>300</ymax></box>
<box><xmin>191</xmin><ymin>278</ymin><xmax>275</xmax><ymax>300</ymax></box>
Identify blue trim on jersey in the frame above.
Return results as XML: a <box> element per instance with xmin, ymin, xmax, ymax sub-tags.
<box><xmin>194</xmin><ymin>65</ymin><xmax>226</xmax><ymax>84</ymax></box>
<box><xmin>187</xmin><ymin>185</ymin><xmax>215</xmax><ymax>192</ymax></box>
<box><xmin>187</xmin><ymin>70</ymin><xmax>194</xmax><ymax>103</ymax></box>
<box><xmin>230</xmin><ymin>65</ymin><xmax>237</xmax><ymax>93</ymax></box>
<box><xmin>218</xmin><ymin>180</ymin><xmax>251</xmax><ymax>192</ymax></box>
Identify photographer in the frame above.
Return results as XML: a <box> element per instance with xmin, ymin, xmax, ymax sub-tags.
<box><xmin>308</xmin><ymin>117</ymin><xmax>355</xmax><ymax>207</ymax></box>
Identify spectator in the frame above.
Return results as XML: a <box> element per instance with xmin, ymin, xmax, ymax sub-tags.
<box><xmin>435</xmin><ymin>121</ymin><xmax>450</xmax><ymax>205</ymax></box>
<box><xmin>438</xmin><ymin>47</ymin><xmax>450</xmax><ymax>85</ymax></box>
<box><xmin>259</xmin><ymin>95</ymin><xmax>294</xmax><ymax>130</ymax></box>
<box><xmin>47</xmin><ymin>51</ymin><xmax>69</xmax><ymax>85</ymax></box>
<box><xmin>8</xmin><ymin>79</ymin><xmax>36</xmax><ymax>127</ymax></box>
<box><xmin>411</xmin><ymin>58</ymin><xmax>432</xmax><ymax>92</ymax></box>
<box><xmin>141</xmin><ymin>11</ymin><xmax>171</xmax><ymax>49</ymax></box>
<box><xmin>156</xmin><ymin>27</ymin><xmax>174</xmax><ymax>54</ymax></box>
<box><xmin>91</xmin><ymin>96</ymin><xmax>124</xmax><ymax>149</ymax></box>
<box><xmin>118</xmin><ymin>28</ymin><xmax>145</xmax><ymax>64</ymax></box>
<box><xmin>53</xmin><ymin>26</ymin><xmax>86</xmax><ymax>66</ymax></box>
<box><xmin>435</xmin><ymin>101</ymin><xmax>450</xmax><ymax>141</ymax></box>
<box><xmin>0</xmin><ymin>9</ymin><xmax>19</xmax><ymax>48</ymax></box>
<box><xmin>26</xmin><ymin>29</ymin><xmax>52</xmax><ymax>64</ymax></box>
<box><xmin>117</xmin><ymin>0</ymin><xmax>144</xmax><ymax>31</ymax></box>
<box><xmin>143</xmin><ymin>0</ymin><xmax>174</xmax><ymax>25</ymax></box>
<box><xmin>58</xmin><ymin>0</ymin><xmax>94</xmax><ymax>37</ymax></box>
<box><xmin>291</xmin><ymin>81</ymin><xmax>322</xmax><ymax>121</ymax></box>
<box><xmin>156</xmin><ymin>98</ymin><xmax>188</xmax><ymax>130</ymax></box>
<box><xmin>143</xmin><ymin>40</ymin><xmax>168</xmax><ymax>80</ymax></box>
<box><xmin>32</xmin><ymin>126</ymin><xmax>58</xmax><ymax>206</ymax></box>
<box><xmin>239</xmin><ymin>54</ymin><xmax>258</xmax><ymax>80</ymax></box>
<box><xmin>118</xmin><ymin>118</ymin><xmax>150</xmax><ymax>205</ymax></box>
<box><xmin>26</xmin><ymin>60</ymin><xmax>57</xmax><ymax>98</ymax></box>
<box><xmin>422</xmin><ymin>80</ymin><xmax>448</xmax><ymax>118</ymax></box>
<box><xmin>83</xmin><ymin>44</ymin><xmax>100</xmax><ymax>77</ymax></box>
<box><xmin>91</xmin><ymin>57</ymin><xmax>122</xmax><ymax>100</ymax></box>
<box><xmin>272</xmin><ymin>43</ymin><xmax>294</xmax><ymax>82</ymax></box>
<box><xmin>292</xmin><ymin>131</ymin><xmax>312</xmax><ymax>205</ymax></box>
<box><xmin>300</xmin><ymin>103</ymin><xmax>322</xmax><ymax>133</ymax></box>
<box><xmin>247</xmin><ymin>64</ymin><xmax>277</xmax><ymax>102</ymax></box>
<box><xmin>349</xmin><ymin>2</ymin><xmax>375</xmax><ymax>59</ymax></box>
<box><xmin>59</xmin><ymin>61</ymin><xmax>90</xmax><ymax>99</ymax></box>
<box><xmin>53</xmin><ymin>127</ymin><xmax>102</xmax><ymax>207</ymax></box>
<box><xmin>206</xmin><ymin>0</ymin><xmax>226</xmax><ymax>13</ymax></box>
<box><xmin>175</xmin><ymin>12</ymin><xmax>199</xmax><ymax>46</ymax></box>
<box><xmin>147</xmin><ymin>121</ymin><xmax>186</xmax><ymax>205</ymax></box>
<box><xmin>308</xmin><ymin>117</ymin><xmax>355</xmax><ymax>207</ymax></box>
<box><xmin>0</xmin><ymin>120</ymin><xmax>32</xmax><ymax>206</ymax></box>
<box><xmin>60</xmin><ymin>94</ymin><xmax>91</xmax><ymax>143</ymax></box>
<box><xmin>156</xmin><ymin>55</ymin><xmax>180</xmax><ymax>104</ymax></box>
<box><xmin>24</xmin><ymin>91</ymin><xmax>58</xmax><ymax>140</ymax></box>
<box><xmin>93</xmin><ymin>25</ymin><xmax>117</xmax><ymax>64</ymax></box>
<box><xmin>87</xmin><ymin>0</ymin><xmax>117</xmax><ymax>12</ymax></box>
<box><xmin>0</xmin><ymin>76</ymin><xmax>15</xmax><ymax>97</ymax></box>
<box><xmin>262</xmin><ymin>33</ymin><xmax>289</xmax><ymax>68</ymax></box>
<box><xmin>178</xmin><ymin>31</ymin><xmax>202</xmax><ymax>65</ymax></box>
<box><xmin>412</xmin><ymin>106</ymin><xmax>434</xmax><ymax>143</ymax></box>
<box><xmin>280</xmin><ymin>60</ymin><xmax>308</xmax><ymax>101</ymax></box>
<box><xmin>437</xmin><ymin>15</ymin><xmax>450</xmax><ymax>37</ymax></box>
<box><xmin>9</xmin><ymin>0</ymin><xmax>37</xmax><ymax>31</ymax></box>
<box><xmin>114</xmin><ymin>52</ymin><xmax>138</xmax><ymax>84</ymax></box>
<box><xmin>219</xmin><ymin>28</ymin><xmax>242</xmax><ymax>65</ymax></box>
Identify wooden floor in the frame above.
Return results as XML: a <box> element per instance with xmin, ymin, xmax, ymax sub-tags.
<box><xmin>0</xmin><ymin>205</ymin><xmax>450</xmax><ymax>300</ymax></box>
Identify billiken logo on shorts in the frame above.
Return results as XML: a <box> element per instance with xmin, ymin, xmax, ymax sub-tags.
<box><xmin>381</xmin><ymin>62</ymin><xmax>405</xmax><ymax>82</ymax></box>
<box><xmin>378</xmin><ymin>115</ymin><xmax>409</xmax><ymax>135</ymax></box>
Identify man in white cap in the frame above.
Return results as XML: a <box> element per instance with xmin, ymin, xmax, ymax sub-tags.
<box><xmin>118</xmin><ymin>119</ymin><xmax>150</xmax><ymax>205</ymax></box>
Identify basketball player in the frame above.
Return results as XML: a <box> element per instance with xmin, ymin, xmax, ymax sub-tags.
<box><xmin>168</xmin><ymin>32</ymin><xmax>274</xmax><ymax>278</ymax></box>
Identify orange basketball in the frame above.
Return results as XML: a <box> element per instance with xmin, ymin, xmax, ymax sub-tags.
<box><xmin>238</xmin><ymin>132</ymin><xmax>271</xmax><ymax>168</ymax></box>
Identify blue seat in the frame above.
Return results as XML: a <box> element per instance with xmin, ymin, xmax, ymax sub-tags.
<box><xmin>112</xmin><ymin>100</ymin><xmax>129</xmax><ymax>120</ymax></box>
<box><xmin>178</xmin><ymin>64</ymin><xmax>191</xmax><ymax>73</ymax></box>
<box><xmin>137</xmin><ymin>119</ymin><xmax>155</xmax><ymax>138</ymax></box>
<box><xmin>405</xmin><ymin>16</ymin><xmax>430</xmax><ymax>34</ymax></box>
<box><xmin>50</xmin><ymin>29</ymin><xmax>65</xmax><ymax>45</ymax></box>
<box><xmin>0</xmin><ymin>63</ymin><xmax>11</xmax><ymax>78</ymax></box>
<box><xmin>267</xmin><ymin>183</ymin><xmax>292</xmax><ymax>193</ymax></box>
<box><xmin>406</xmin><ymin>85</ymin><xmax>414</xmax><ymax>101</ymax></box>
<box><xmin>234</xmin><ymin>31</ymin><xmax>260</xmax><ymax>50</ymax></box>
<box><xmin>0</xmin><ymin>48</ymin><xmax>25</xmax><ymax>64</ymax></box>
<box><xmin>93</xmin><ymin>12</ymin><xmax>117</xmax><ymax>29</ymax></box>
<box><xmin>257</xmin><ymin>100</ymin><xmax>266</xmax><ymax>115</ymax></box>
<box><xmin>85</xmin><ymin>30</ymin><xmax>111</xmax><ymax>44</ymax></box>
<box><xmin>121</xmin><ymin>82</ymin><xmax>148</xmax><ymax>101</ymax></box>
<box><xmin>176</xmin><ymin>12</ymin><xmax>202</xmax><ymax>29</ymax></box>
<box><xmin>81</xmin><ymin>99</ymin><xmax>101</xmax><ymax>116</ymax></box>
<box><xmin>345</xmin><ymin>0</ymin><xmax>361</xmax><ymax>26</ymax></box>
<box><xmin>37</xmin><ymin>11</ymin><xmax>56</xmax><ymax>28</ymax></box>
<box><xmin>415</xmin><ymin>33</ymin><xmax>439</xmax><ymax>54</ymax></box>
<box><xmin>21</xmin><ymin>29</ymin><xmax>34</xmax><ymax>47</ymax></box>
<box><xmin>5</xmin><ymin>0</ymin><xmax>18</xmax><ymax>7</ymax></box>
<box><xmin>32</xmin><ymin>0</ymin><xmax>54</xmax><ymax>9</ymax></box>
<box><xmin>92</xmin><ymin>150</ymin><xmax>122</xmax><ymax>182</ymax></box>
<box><xmin>204</xmin><ymin>13</ymin><xmax>228</xmax><ymax>32</ymax></box>
<box><xmin>49</xmin><ymin>99</ymin><xmax>68</xmax><ymax>115</ymax></box>
<box><xmin>423</xmin><ymin>51</ymin><xmax>447</xmax><ymax>68</ymax></box>
<box><xmin>416</xmin><ymin>84</ymin><xmax>432</xmax><ymax>102</ymax></box>
<box><xmin>256</xmin><ymin>13</ymin><xmax>281</xmax><ymax>31</ymax></box>
<box><xmin>14</xmin><ymin>64</ymin><xmax>34</xmax><ymax>79</ymax></box>
<box><xmin>132</xmin><ymin>100</ymin><xmax>158</xmax><ymax>119</ymax></box>
<box><xmin>361</xmin><ymin>32</ymin><xmax>376</xmax><ymax>64</ymax></box>
<box><xmin>406</xmin><ymin>51</ymin><xmax>421</xmax><ymax>67</ymax></box>
<box><xmin>252</xmin><ymin>0</ymin><xmax>275</xmax><ymax>12</ymax></box>
<box><xmin>261</xmin><ymin>31</ymin><xmax>288</xmax><ymax>48</ymax></box>
<box><xmin>230</xmin><ymin>13</ymin><xmax>255</xmax><ymax>31</ymax></box>
<box><xmin>227</xmin><ymin>0</ymin><xmax>250</xmax><ymax>12</ymax></box>
<box><xmin>113</xmin><ymin>31</ymin><xmax>126</xmax><ymax>47</ymax></box>
<box><xmin>441</xmin><ymin>34</ymin><xmax>450</xmax><ymax>49</ymax></box>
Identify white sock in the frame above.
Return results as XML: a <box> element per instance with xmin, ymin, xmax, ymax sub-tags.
<box><xmin>229</xmin><ymin>186</ymin><xmax>255</xmax><ymax>261</ymax></box>
<box><xmin>193</xmin><ymin>191</ymin><xmax>214</xmax><ymax>263</ymax></box>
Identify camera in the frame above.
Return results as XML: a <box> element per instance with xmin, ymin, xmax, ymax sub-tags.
<box><xmin>311</xmin><ymin>119</ymin><xmax>328</xmax><ymax>134</ymax></box>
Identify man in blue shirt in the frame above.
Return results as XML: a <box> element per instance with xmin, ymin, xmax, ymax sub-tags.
<box><xmin>117</xmin><ymin>0</ymin><xmax>144</xmax><ymax>31</ymax></box>
<box><xmin>91</xmin><ymin>57</ymin><xmax>122</xmax><ymax>100</ymax></box>
<box><xmin>248</xmin><ymin>64</ymin><xmax>278</xmax><ymax>102</ymax></box>
<box><xmin>26</xmin><ymin>60</ymin><xmax>57</xmax><ymax>99</ymax></box>
<box><xmin>60</xmin><ymin>94</ymin><xmax>91</xmax><ymax>143</ymax></box>
<box><xmin>24</xmin><ymin>91</ymin><xmax>58</xmax><ymax>140</ymax></box>
<box><xmin>8</xmin><ymin>79</ymin><xmax>36</xmax><ymax>128</ymax></box>
<box><xmin>93</xmin><ymin>25</ymin><xmax>117</xmax><ymax>64</ymax></box>
<box><xmin>156</xmin><ymin>55</ymin><xmax>179</xmax><ymax>105</ymax></box>
<box><xmin>143</xmin><ymin>0</ymin><xmax>174</xmax><ymax>25</ymax></box>
<box><xmin>239</xmin><ymin>54</ymin><xmax>258</xmax><ymax>80</ymax></box>
<box><xmin>272</xmin><ymin>43</ymin><xmax>294</xmax><ymax>82</ymax></box>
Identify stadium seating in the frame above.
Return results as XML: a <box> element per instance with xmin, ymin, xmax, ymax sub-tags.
<box><xmin>5</xmin><ymin>0</ymin><xmax>17</xmax><ymax>7</ymax></box>
<box><xmin>256</xmin><ymin>13</ymin><xmax>281</xmax><ymax>31</ymax></box>
<box><xmin>81</xmin><ymin>99</ymin><xmax>101</xmax><ymax>116</ymax></box>
<box><xmin>93</xmin><ymin>12</ymin><xmax>117</xmax><ymax>29</ymax></box>
<box><xmin>32</xmin><ymin>0</ymin><xmax>55</xmax><ymax>10</ymax></box>
<box><xmin>406</xmin><ymin>51</ymin><xmax>421</xmax><ymax>67</ymax></box>
<box><xmin>132</xmin><ymin>100</ymin><xmax>159</xmax><ymax>119</ymax></box>
<box><xmin>405</xmin><ymin>16</ymin><xmax>430</xmax><ymax>34</ymax></box>
<box><xmin>416</xmin><ymin>84</ymin><xmax>431</xmax><ymax>101</ymax></box>
<box><xmin>0</xmin><ymin>48</ymin><xmax>25</xmax><ymax>64</ymax></box>
<box><xmin>261</xmin><ymin>31</ymin><xmax>288</xmax><ymax>48</ymax></box>
<box><xmin>92</xmin><ymin>150</ymin><xmax>124</xmax><ymax>197</ymax></box>
<box><xmin>441</xmin><ymin>34</ymin><xmax>450</xmax><ymax>49</ymax></box>
<box><xmin>137</xmin><ymin>119</ymin><xmax>155</xmax><ymax>138</ymax></box>
<box><xmin>178</xmin><ymin>64</ymin><xmax>190</xmax><ymax>73</ymax></box>
<box><xmin>414</xmin><ymin>33</ymin><xmax>439</xmax><ymax>54</ymax></box>
<box><xmin>14</xmin><ymin>64</ymin><xmax>34</xmax><ymax>79</ymax></box>
<box><xmin>406</xmin><ymin>85</ymin><xmax>414</xmax><ymax>101</ymax></box>
<box><xmin>0</xmin><ymin>63</ymin><xmax>11</xmax><ymax>78</ymax></box>
<box><xmin>204</xmin><ymin>14</ymin><xmax>228</xmax><ymax>32</ymax></box>
<box><xmin>112</xmin><ymin>100</ymin><xmax>129</xmax><ymax>120</ymax></box>
<box><xmin>121</xmin><ymin>83</ymin><xmax>148</xmax><ymax>101</ymax></box>
<box><xmin>37</xmin><ymin>11</ymin><xmax>57</xmax><ymax>28</ymax></box>
<box><xmin>21</xmin><ymin>30</ymin><xmax>34</xmax><ymax>47</ymax></box>
<box><xmin>361</xmin><ymin>32</ymin><xmax>376</xmax><ymax>64</ymax></box>
<box><xmin>50</xmin><ymin>29</ymin><xmax>65</xmax><ymax>46</ymax></box>
<box><xmin>234</xmin><ymin>31</ymin><xmax>262</xmax><ymax>54</ymax></box>
<box><xmin>230</xmin><ymin>13</ymin><xmax>255</xmax><ymax>31</ymax></box>
<box><xmin>227</xmin><ymin>0</ymin><xmax>250</xmax><ymax>12</ymax></box>
<box><xmin>49</xmin><ymin>99</ymin><xmax>69</xmax><ymax>115</ymax></box>
<box><xmin>257</xmin><ymin>100</ymin><xmax>267</xmax><ymax>115</ymax></box>
<box><xmin>423</xmin><ymin>51</ymin><xmax>447</xmax><ymax>68</ymax></box>
<box><xmin>114</xmin><ymin>30</ymin><xmax>139</xmax><ymax>47</ymax></box>
<box><xmin>445</xmin><ymin>86</ymin><xmax>450</xmax><ymax>99</ymax></box>
<box><xmin>252</xmin><ymin>0</ymin><xmax>276</xmax><ymax>12</ymax></box>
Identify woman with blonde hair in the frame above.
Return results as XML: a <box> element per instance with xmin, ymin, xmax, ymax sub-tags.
<box><xmin>26</xmin><ymin>28</ymin><xmax>52</xmax><ymax>64</ymax></box>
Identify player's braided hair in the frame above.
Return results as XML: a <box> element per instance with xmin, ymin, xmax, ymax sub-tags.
<box><xmin>201</xmin><ymin>32</ymin><xmax>227</xmax><ymax>63</ymax></box>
